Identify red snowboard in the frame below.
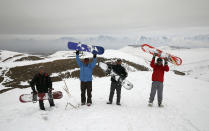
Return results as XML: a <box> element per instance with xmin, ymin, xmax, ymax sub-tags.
<box><xmin>141</xmin><ymin>44</ymin><xmax>182</xmax><ymax>66</ymax></box>
<box><xmin>19</xmin><ymin>91</ymin><xmax>63</xmax><ymax>103</ymax></box>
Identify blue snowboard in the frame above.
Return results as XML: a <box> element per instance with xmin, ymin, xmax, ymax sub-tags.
<box><xmin>68</xmin><ymin>42</ymin><xmax>104</xmax><ymax>55</ymax></box>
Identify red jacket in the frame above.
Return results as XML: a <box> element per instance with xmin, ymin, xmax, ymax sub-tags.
<box><xmin>150</xmin><ymin>59</ymin><xmax>169</xmax><ymax>82</ymax></box>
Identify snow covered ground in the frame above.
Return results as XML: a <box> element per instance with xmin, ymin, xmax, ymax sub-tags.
<box><xmin>0</xmin><ymin>72</ymin><xmax>209</xmax><ymax>131</ymax></box>
<box><xmin>0</xmin><ymin>46</ymin><xmax>209</xmax><ymax>131</ymax></box>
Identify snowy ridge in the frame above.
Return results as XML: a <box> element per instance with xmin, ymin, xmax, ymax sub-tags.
<box><xmin>0</xmin><ymin>50</ymin><xmax>23</xmax><ymax>62</ymax></box>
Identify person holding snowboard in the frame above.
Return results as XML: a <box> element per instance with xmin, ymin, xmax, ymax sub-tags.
<box><xmin>148</xmin><ymin>53</ymin><xmax>169</xmax><ymax>107</ymax></box>
<box><xmin>76</xmin><ymin>50</ymin><xmax>97</xmax><ymax>106</ymax></box>
<box><xmin>107</xmin><ymin>59</ymin><xmax>127</xmax><ymax>105</ymax></box>
<box><xmin>30</xmin><ymin>66</ymin><xmax>55</xmax><ymax>110</ymax></box>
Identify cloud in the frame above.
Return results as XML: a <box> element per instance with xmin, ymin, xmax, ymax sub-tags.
<box><xmin>0</xmin><ymin>0</ymin><xmax>209</xmax><ymax>34</ymax></box>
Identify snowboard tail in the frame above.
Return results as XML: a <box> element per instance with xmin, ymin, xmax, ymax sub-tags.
<box><xmin>68</xmin><ymin>42</ymin><xmax>104</xmax><ymax>55</ymax></box>
<box><xmin>141</xmin><ymin>44</ymin><xmax>182</xmax><ymax>66</ymax></box>
<box><xmin>19</xmin><ymin>91</ymin><xmax>63</xmax><ymax>103</ymax></box>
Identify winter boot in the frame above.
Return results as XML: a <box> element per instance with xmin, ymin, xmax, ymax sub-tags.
<box><xmin>49</xmin><ymin>99</ymin><xmax>55</xmax><ymax>107</ymax></box>
<box><xmin>158</xmin><ymin>103</ymin><xmax>164</xmax><ymax>107</ymax></box>
<box><xmin>107</xmin><ymin>101</ymin><xmax>112</xmax><ymax>104</ymax></box>
<box><xmin>116</xmin><ymin>102</ymin><xmax>121</xmax><ymax>106</ymax></box>
<box><xmin>50</xmin><ymin>103</ymin><xmax>55</xmax><ymax>107</ymax></box>
<box><xmin>39</xmin><ymin>100</ymin><xmax>45</xmax><ymax>110</ymax></box>
<box><xmin>148</xmin><ymin>102</ymin><xmax>153</xmax><ymax>107</ymax></box>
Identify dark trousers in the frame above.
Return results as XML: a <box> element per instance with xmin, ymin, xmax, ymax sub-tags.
<box><xmin>38</xmin><ymin>92</ymin><xmax>55</xmax><ymax>110</ymax></box>
<box><xmin>109</xmin><ymin>81</ymin><xmax>122</xmax><ymax>103</ymax></box>
<box><xmin>149</xmin><ymin>81</ymin><xmax>163</xmax><ymax>104</ymax></box>
<box><xmin>81</xmin><ymin>81</ymin><xmax>92</xmax><ymax>104</ymax></box>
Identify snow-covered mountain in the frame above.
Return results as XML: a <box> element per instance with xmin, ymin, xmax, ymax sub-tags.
<box><xmin>0</xmin><ymin>46</ymin><xmax>209</xmax><ymax>131</ymax></box>
<box><xmin>1</xmin><ymin>32</ymin><xmax>209</xmax><ymax>54</ymax></box>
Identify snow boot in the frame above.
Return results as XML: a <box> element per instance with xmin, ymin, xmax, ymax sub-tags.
<box><xmin>158</xmin><ymin>103</ymin><xmax>164</xmax><ymax>107</ymax></box>
<box><xmin>148</xmin><ymin>102</ymin><xmax>153</xmax><ymax>107</ymax></box>
<box><xmin>40</xmin><ymin>107</ymin><xmax>45</xmax><ymax>110</ymax></box>
<box><xmin>107</xmin><ymin>101</ymin><xmax>112</xmax><ymax>104</ymax></box>
<box><xmin>49</xmin><ymin>99</ymin><xmax>55</xmax><ymax>107</ymax></box>
<box><xmin>87</xmin><ymin>103</ymin><xmax>91</xmax><ymax>106</ymax></box>
<box><xmin>39</xmin><ymin>100</ymin><xmax>45</xmax><ymax>110</ymax></box>
<box><xmin>116</xmin><ymin>102</ymin><xmax>121</xmax><ymax>106</ymax></box>
<box><xmin>50</xmin><ymin>103</ymin><xmax>55</xmax><ymax>107</ymax></box>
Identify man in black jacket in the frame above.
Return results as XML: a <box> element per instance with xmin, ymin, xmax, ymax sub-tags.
<box><xmin>30</xmin><ymin>66</ymin><xmax>55</xmax><ymax>110</ymax></box>
<box><xmin>107</xmin><ymin>59</ymin><xmax>127</xmax><ymax>105</ymax></box>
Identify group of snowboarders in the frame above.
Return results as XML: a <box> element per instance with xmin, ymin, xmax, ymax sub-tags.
<box><xmin>30</xmin><ymin>51</ymin><xmax>169</xmax><ymax>110</ymax></box>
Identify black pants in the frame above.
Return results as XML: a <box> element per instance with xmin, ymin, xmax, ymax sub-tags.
<box><xmin>81</xmin><ymin>81</ymin><xmax>92</xmax><ymax>104</ymax></box>
<box><xmin>109</xmin><ymin>81</ymin><xmax>122</xmax><ymax>103</ymax></box>
<box><xmin>38</xmin><ymin>92</ymin><xmax>55</xmax><ymax>110</ymax></box>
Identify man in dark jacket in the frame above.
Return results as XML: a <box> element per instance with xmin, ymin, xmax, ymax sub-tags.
<box><xmin>149</xmin><ymin>53</ymin><xmax>169</xmax><ymax>107</ymax></box>
<box><xmin>76</xmin><ymin>50</ymin><xmax>97</xmax><ymax>106</ymax></box>
<box><xmin>30</xmin><ymin>66</ymin><xmax>55</xmax><ymax>110</ymax></box>
<box><xmin>107</xmin><ymin>59</ymin><xmax>127</xmax><ymax>105</ymax></box>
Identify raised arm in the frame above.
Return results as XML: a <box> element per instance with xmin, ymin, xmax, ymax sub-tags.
<box><xmin>150</xmin><ymin>53</ymin><xmax>157</xmax><ymax>68</ymax></box>
<box><xmin>76</xmin><ymin>50</ymin><xmax>82</xmax><ymax>67</ymax></box>
<box><xmin>150</xmin><ymin>58</ymin><xmax>155</xmax><ymax>68</ymax></box>
<box><xmin>90</xmin><ymin>54</ymin><xmax>97</xmax><ymax>68</ymax></box>
<box><xmin>164</xmin><ymin>65</ymin><xmax>169</xmax><ymax>72</ymax></box>
<box><xmin>164</xmin><ymin>58</ymin><xmax>169</xmax><ymax>72</ymax></box>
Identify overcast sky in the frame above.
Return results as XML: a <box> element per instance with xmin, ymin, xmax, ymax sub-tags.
<box><xmin>0</xmin><ymin>0</ymin><xmax>209</xmax><ymax>34</ymax></box>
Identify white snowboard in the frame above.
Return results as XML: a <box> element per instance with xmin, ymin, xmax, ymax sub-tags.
<box><xmin>98</xmin><ymin>62</ymin><xmax>133</xmax><ymax>90</ymax></box>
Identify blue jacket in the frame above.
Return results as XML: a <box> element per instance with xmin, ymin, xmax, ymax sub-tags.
<box><xmin>76</xmin><ymin>55</ymin><xmax>97</xmax><ymax>82</ymax></box>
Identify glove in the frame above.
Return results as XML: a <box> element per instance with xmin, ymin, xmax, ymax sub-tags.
<box><xmin>112</xmin><ymin>76</ymin><xmax>116</xmax><ymax>81</ymax></box>
<box><xmin>106</xmin><ymin>68</ymin><xmax>111</xmax><ymax>74</ymax></box>
<box><xmin>32</xmin><ymin>90</ymin><xmax>37</xmax><ymax>94</ymax></box>
<box><xmin>48</xmin><ymin>88</ymin><xmax>54</xmax><ymax>93</ymax></box>
<box><xmin>164</xmin><ymin>58</ymin><xmax>168</xmax><ymax>65</ymax></box>
<box><xmin>119</xmin><ymin>76</ymin><xmax>125</xmax><ymax>82</ymax></box>
<box><xmin>93</xmin><ymin>54</ymin><xmax>97</xmax><ymax>58</ymax></box>
<box><xmin>152</xmin><ymin>53</ymin><xmax>157</xmax><ymax>59</ymax></box>
<box><xmin>106</xmin><ymin>65</ymin><xmax>112</xmax><ymax>74</ymax></box>
<box><xmin>76</xmin><ymin>50</ymin><xmax>79</xmax><ymax>55</ymax></box>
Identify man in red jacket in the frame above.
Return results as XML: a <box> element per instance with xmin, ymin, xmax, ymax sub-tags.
<box><xmin>149</xmin><ymin>53</ymin><xmax>169</xmax><ymax>107</ymax></box>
